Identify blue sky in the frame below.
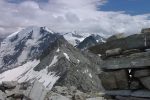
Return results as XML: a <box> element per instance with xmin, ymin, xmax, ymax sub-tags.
<box><xmin>1</xmin><ymin>0</ymin><xmax>150</xmax><ymax>36</ymax></box>
<box><xmin>101</xmin><ymin>0</ymin><xmax>150</xmax><ymax>15</ymax></box>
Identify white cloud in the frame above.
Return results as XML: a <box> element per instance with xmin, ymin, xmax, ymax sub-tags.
<box><xmin>0</xmin><ymin>0</ymin><xmax>150</xmax><ymax>37</ymax></box>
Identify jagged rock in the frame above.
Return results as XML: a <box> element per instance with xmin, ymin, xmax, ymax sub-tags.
<box><xmin>105</xmin><ymin>48</ymin><xmax>122</xmax><ymax>57</ymax></box>
<box><xmin>2</xmin><ymin>81</ymin><xmax>18</xmax><ymax>89</ymax></box>
<box><xmin>98</xmin><ymin>70</ymin><xmax>128</xmax><ymax>90</ymax></box>
<box><xmin>140</xmin><ymin>76</ymin><xmax>150</xmax><ymax>90</ymax></box>
<box><xmin>133</xmin><ymin>69</ymin><xmax>150</xmax><ymax>78</ymax></box>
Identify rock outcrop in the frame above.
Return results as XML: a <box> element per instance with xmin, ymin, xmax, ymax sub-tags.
<box><xmin>89</xmin><ymin>28</ymin><xmax>150</xmax><ymax>100</ymax></box>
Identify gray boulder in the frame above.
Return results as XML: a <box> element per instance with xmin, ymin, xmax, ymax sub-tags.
<box><xmin>27</xmin><ymin>80</ymin><xmax>47</xmax><ymax>100</ymax></box>
<box><xmin>105</xmin><ymin>48</ymin><xmax>122</xmax><ymax>57</ymax></box>
<box><xmin>98</xmin><ymin>70</ymin><xmax>128</xmax><ymax>90</ymax></box>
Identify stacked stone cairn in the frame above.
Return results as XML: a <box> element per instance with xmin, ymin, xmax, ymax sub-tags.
<box><xmin>90</xmin><ymin>28</ymin><xmax>150</xmax><ymax>100</ymax></box>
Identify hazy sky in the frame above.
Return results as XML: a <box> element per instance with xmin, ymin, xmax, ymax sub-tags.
<box><xmin>0</xmin><ymin>0</ymin><xmax>150</xmax><ymax>37</ymax></box>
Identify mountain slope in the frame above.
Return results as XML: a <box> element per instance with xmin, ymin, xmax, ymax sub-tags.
<box><xmin>0</xmin><ymin>26</ymin><xmax>60</xmax><ymax>73</ymax></box>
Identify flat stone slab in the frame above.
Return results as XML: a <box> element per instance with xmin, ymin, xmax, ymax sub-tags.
<box><xmin>105</xmin><ymin>90</ymin><xmax>150</xmax><ymax>98</ymax></box>
<box><xmin>89</xmin><ymin>32</ymin><xmax>150</xmax><ymax>54</ymax></box>
<box><xmin>101</xmin><ymin>51</ymin><xmax>150</xmax><ymax>69</ymax></box>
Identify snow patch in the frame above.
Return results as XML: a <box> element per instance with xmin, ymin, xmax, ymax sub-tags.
<box><xmin>83</xmin><ymin>69</ymin><xmax>88</xmax><ymax>74</ymax></box>
<box><xmin>0</xmin><ymin>60</ymin><xmax>40</xmax><ymax>82</ymax></box>
<box><xmin>89</xmin><ymin>73</ymin><xmax>92</xmax><ymax>78</ymax></box>
<box><xmin>49</xmin><ymin>56</ymin><xmax>58</xmax><ymax>66</ymax></box>
<box><xmin>63</xmin><ymin>53</ymin><xmax>70</xmax><ymax>61</ymax></box>
<box><xmin>0</xmin><ymin>59</ymin><xmax>60</xmax><ymax>90</ymax></box>
<box><xmin>56</xmin><ymin>48</ymin><xmax>60</xmax><ymax>52</ymax></box>
<box><xmin>77</xmin><ymin>59</ymin><xmax>80</xmax><ymax>63</ymax></box>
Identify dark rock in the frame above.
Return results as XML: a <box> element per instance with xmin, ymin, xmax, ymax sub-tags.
<box><xmin>122</xmin><ymin>49</ymin><xmax>141</xmax><ymax>55</ymax></box>
<box><xmin>116</xmin><ymin>96</ymin><xmax>150</xmax><ymax>100</ymax></box>
<box><xmin>133</xmin><ymin>69</ymin><xmax>150</xmax><ymax>78</ymax></box>
<box><xmin>99</xmin><ymin>70</ymin><xmax>128</xmax><ymax>90</ymax></box>
<box><xmin>140</xmin><ymin>76</ymin><xmax>150</xmax><ymax>90</ymax></box>
<box><xmin>130</xmin><ymin>80</ymin><xmax>141</xmax><ymax>90</ymax></box>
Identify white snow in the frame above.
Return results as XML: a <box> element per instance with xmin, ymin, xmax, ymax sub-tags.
<box><xmin>77</xmin><ymin>59</ymin><xmax>80</xmax><ymax>63</ymax></box>
<box><xmin>49</xmin><ymin>56</ymin><xmax>58</xmax><ymax>66</ymax></box>
<box><xmin>89</xmin><ymin>73</ymin><xmax>92</xmax><ymax>78</ymax></box>
<box><xmin>63</xmin><ymin>32</ymin><xmax>89</xmax><ymax>46</ymax></box>
<box><xmin>83</xmin><ymin>69</ymin><xmax>88</xmax><ymax>74</ymax></box>
<box><xmin>0</xmin><ymin>60</ymin><xmax>40</xmax><ymax>82</ymax></box>
<box><xmin>44</xmin><ymin>27</ymin><xmax>54</xmax><ymax>34</ymax></box>
<box><xmin>63</xmin><ymin>53</ymin><xmax>70</xmax><ymax>61</ymax></box>
<box><xmin>56</xmin><ymin>48</ymin><xmax>60</xmax><ymax>52</ymax></box>
<box><xmin>0</xmin><ymin>59</ymin><xmax>60</xmax><ymax>90</ymax></box>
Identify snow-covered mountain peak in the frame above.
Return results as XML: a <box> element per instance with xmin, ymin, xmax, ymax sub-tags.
<box><xmin>0</xmin><ymin>26</ymin><xmax>59</xmax><ymax>73</ymax></box>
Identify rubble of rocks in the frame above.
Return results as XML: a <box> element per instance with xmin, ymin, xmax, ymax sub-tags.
<box><xmin>95</xmin><ymin>28</ymin><xmax>150</xmax><ymax>100</ymax></box>
<box><xmin>0</xmin><ymin>80</ymin><xmax>47</xmax><ymax>100</ymax></box>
